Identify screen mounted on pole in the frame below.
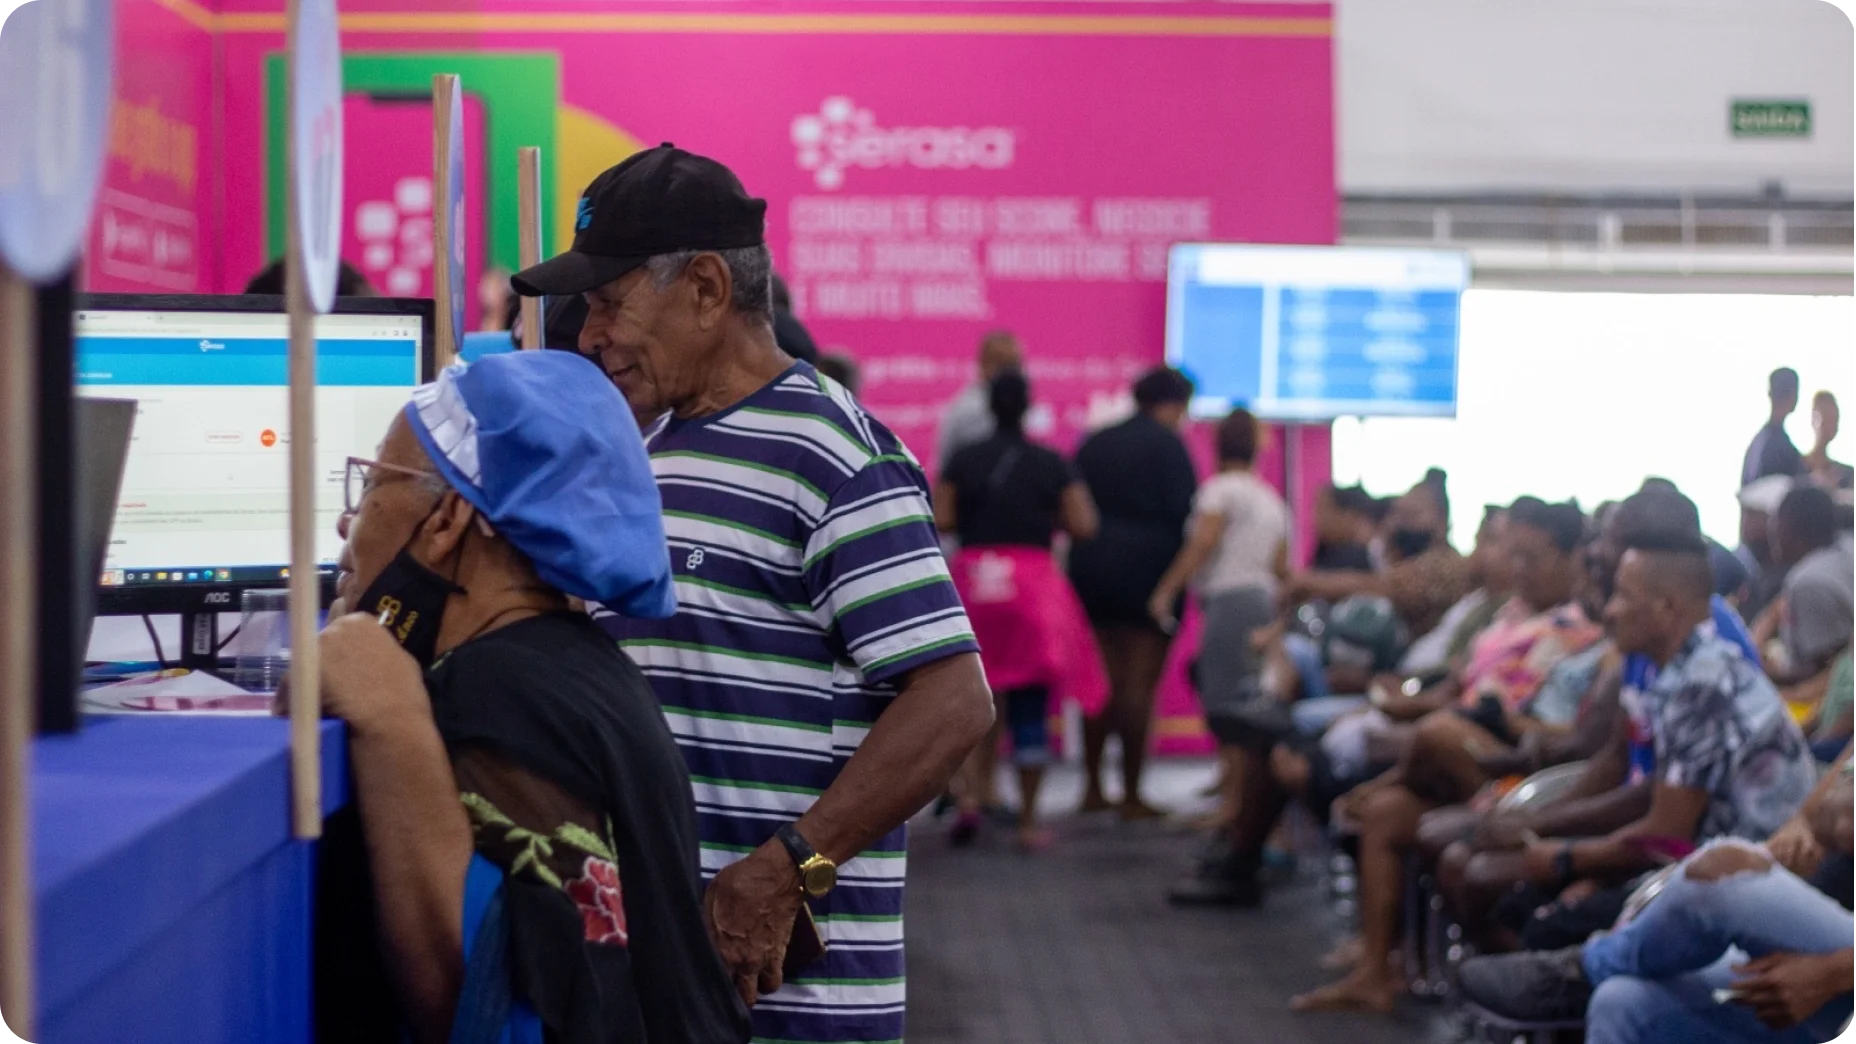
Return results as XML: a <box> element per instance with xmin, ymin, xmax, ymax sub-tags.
<box><xmin>1165</xmin><ymin>244</ymin><xmax>1470</xmax><ymax>422</ymax></box>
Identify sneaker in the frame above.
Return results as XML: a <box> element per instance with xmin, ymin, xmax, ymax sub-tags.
<box><xmin>1456</xmin><ymin>946</ymin><xmax>1591</xmax><ymax>1023</ymax></box>
<box><xmin>1189</xmin><ymin>833</ymin><xmax>1235</xmax><ymax>872</ymax></box>
<box><xmin>1205</xmin><ymin>697</ymin><xmax>1296</xmax><ymax>749</ymax></box>
<box><xmin>1168</xmin><ymin>852</ymin><xmax>1263</xmax><ymax>908</ymax></box>
<box><xmin>1168</xmin><ymin>870</ymin><xmax>1263</xmax><ymax>907</ymax></box>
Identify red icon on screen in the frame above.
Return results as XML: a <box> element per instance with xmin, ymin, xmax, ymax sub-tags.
<box><xmin>260</xmin><ymin>429</ymin><xmax>278</xmax><ymax>447</ymax></box>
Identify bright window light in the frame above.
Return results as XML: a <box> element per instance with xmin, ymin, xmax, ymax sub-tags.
<box><xmin>1331</xmin><ymin>290</ymin><xmax>1856</xmax><ymax>547</ymax></box>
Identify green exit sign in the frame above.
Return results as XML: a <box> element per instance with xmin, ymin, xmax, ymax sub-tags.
<box><xmin>1732</xmin><ymin>100</ymin><xmax>1811</xmax><ymax>137</ymax></box>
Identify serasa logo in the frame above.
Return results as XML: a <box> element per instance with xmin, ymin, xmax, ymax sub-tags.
<box><xmin>790</xmin><ymin>96</ymin><xmax>1014</xmax><ymax>191</ymax></box>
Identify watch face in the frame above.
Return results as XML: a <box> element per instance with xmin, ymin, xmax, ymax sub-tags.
<box><xmin>803</xmin><ymin>862</ymin><xmax>837</xmax><ymax>896</ymax></box>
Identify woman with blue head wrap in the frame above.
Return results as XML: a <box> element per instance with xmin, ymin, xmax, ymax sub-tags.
<box><xmin>307</xmin><ymin>350</ymin><xmax>748</xmax><ymax>1044</ymax></box>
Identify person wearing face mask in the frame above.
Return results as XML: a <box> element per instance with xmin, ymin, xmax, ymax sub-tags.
<box><xmin>1281</xmin><ymin>469</ymin><xmax>1473</xmax><ymax>640</ymax></box>
<box><xmin>307</xmin><ymin>349</ymin><xmax>748</xmax><ymax>1044</ymax></box>
<box><xmin>510</xmin><ymin>146</ymin><xmax>994</xmax><ymax>1044</ymax></box>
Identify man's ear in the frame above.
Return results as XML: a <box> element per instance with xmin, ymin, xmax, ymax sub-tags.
<box><xmin>683</xmin><ymin>253</ymin><xmax>733</xmax><ymax>331</ymax></box>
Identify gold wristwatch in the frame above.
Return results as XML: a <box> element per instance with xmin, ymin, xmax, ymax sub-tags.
<box><xmin>776</xmin><ymin>823</ymin><xmax>838</xmax><ymax>898</ymax></box>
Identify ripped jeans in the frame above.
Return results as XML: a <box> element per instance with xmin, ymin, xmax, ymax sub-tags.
<box><xmin>1581</xmin><ymin>841</ymin><xmax>1853</xmax><ymax>1044</ymax></box>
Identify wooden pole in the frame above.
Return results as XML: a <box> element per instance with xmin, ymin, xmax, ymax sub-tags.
<box><xmin>285</xmin><ymin>0</ymin><xmax>322</xmax><ymax>841</ymax></box>
<box><xmin>516</xmin><ymin>147</ymin><xmax>543</xmax><ymax>351</ymax></box>
<box><xmin>0</xmin><ymin>263</ymin><xmax>40</xmax><ymax>1039</ymax></box>
<box><xmin>432</xmin><ymin>74</ymin><xmax>461</xmax><ymax>368</ymax></box>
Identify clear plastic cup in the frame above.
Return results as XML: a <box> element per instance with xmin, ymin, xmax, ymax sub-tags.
<box><xmin>231</xmin><ymin>589</ymin><xmax>292</xmax><ymax>693</ymax></box>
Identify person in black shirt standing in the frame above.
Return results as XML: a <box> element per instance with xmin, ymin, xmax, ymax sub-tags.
<box><xmin>306</xmin><ymin>350</ymin><xmax>748</xmax><ymax>1044</ymax></box>
<box><xmin>937</xmin><ymin>369</ymin><xmax>1100</xmax><ymax>849</ymax></box>
<box><xmin>1745</xmin><ymin>367</ymin><xmax>1808</xmax><ymax>488</ymax></box>
<box><xmin>1068</xmin><ymin>367</ymin><xmax>1200</xmax><ymax>818</ymax></box>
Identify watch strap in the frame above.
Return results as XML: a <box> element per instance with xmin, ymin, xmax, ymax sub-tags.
<box><xmin>1553</xmin><ymin>841</ymin><xmax>1576</xmax><ymax>887</ymax></box>
<box><xmin>775</xmin><ymin>823</ymin><xmax>817</xmax><ymax>871</ymax></box>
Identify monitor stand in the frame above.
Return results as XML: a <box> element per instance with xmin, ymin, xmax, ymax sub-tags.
<box><xmin>178</xmin><ymin>611</ymin><xmax>222</xmax><ymax>675</ymax></box>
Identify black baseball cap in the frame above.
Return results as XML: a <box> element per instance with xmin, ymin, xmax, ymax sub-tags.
<box><xmin>510</xmin><ymin>144</ymin><xmax>767</xmax><ymax>297</ymax></box>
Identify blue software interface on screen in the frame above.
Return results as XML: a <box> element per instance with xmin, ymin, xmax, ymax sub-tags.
<box><xmin>1165</xmin><ymin>245</ymin><xmax>1470</xmax><ymax>420</ymax></box>
<box><xmin>75</xmin><ymin>308</ymin><xmax>423</xmax><ymax>587</ymax></box>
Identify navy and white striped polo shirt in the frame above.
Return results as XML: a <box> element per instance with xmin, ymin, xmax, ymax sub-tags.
<box><xmin>598</xmin><ymin>361</ymin><xmax>978</xmax><ymax>1044</ymax></box>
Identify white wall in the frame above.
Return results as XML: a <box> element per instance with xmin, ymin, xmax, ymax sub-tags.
<box><xmin>1339</xmin><ymin>0</ymin><xmax>1856</xmax><ymax>195</ymax></box>
<box><xmin>1331</xmin><ymin>290</ymin><xmax>1856</xmax><ymax>547</ymax></box>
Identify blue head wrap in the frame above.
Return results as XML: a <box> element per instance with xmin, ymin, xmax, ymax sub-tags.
<box><xmin>403</xmin><ymin>351</ymin><xmax>675</xmax><ymax>618</ymax></box>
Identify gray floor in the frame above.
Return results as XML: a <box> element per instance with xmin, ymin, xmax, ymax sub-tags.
<box><xmin>903</xmin><ymin>760</ymin><xmax>1444</xmax><ymax>1044</ymax></box>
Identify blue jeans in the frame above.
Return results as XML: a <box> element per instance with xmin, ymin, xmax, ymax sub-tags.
<box><xmin>1290</xmin><ymin>695</ymin><xmax>1367</xmax><ymax>736</ymax></box>
<box><xmin>1812</xmin><ymin>736</ymin><xmax>1848</xmax><ymax>766</ymax></box>
<box><xmin>1002</xmin><ymin>685</ymin><xmax>1052</xmax><ymax>767</ymax></box>
<box><xmin>1281</xmin><ymin>632</ymin><xmax>1331</xmax><ymax>701</ymax></box>
<box><xmin>1581</xmin><ymin>841</ymin><xmax>1853</xmax><ymax>1044</ymax></box>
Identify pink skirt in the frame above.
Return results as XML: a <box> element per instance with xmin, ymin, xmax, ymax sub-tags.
<box><xmin>950</xmin><ymin>545</ymin><xmax>1109</xmax><ymax>719</ymax></box>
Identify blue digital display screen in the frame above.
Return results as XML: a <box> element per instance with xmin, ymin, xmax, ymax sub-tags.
<box><xmin>1165</xmin><ymin>244</ymin><xmax>1470</xmax><ymax>421</ymax></box>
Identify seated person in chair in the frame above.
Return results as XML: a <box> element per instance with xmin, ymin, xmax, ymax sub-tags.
<box><xmin>1284</xmin><ymin>497</ymin><xmax>1604</xmax><ymax>1015</ymax></box>
<box><xmin>307</xmin><ymin>351</ymin><xmax>749</xmax><ymax>1044</ymax></box>
<box><xmin>1762</xmin><ymin>486</ymin><xmax>1853</xmax><ymax>690</ymax></box>
<box><xmin>1807</xmin><ymin>651</ymin><xmax>1854</xmax><ymax>759</ymax></box>
<box><xmin>1309</xmin><ymin>482</ymin><xmax>1383</xmax><ymax>573</ymax></box>
<box><xmin>1439</xmin><ymin>532</ymin><xmax>1816</xmax><ymax>968</ymax></box>
<box><xmin>1278</xmin><ymin>470</ymin><xmax>1473</xmax><ymax>642</ymax></box>
<box><xmin>1458</xmin><ymin>743</ymin><xmax>1852</xmax><ymax>1044</ymax></box>
<box><xmin>1266</xmin><ymin>504</ymin><xmax>1513</xmax><ymax>736</ymax></box>
<box><xmin>1430</xmin><ymin>487</ymin><xmax>1763</xmax><ymax>935</ymax></box>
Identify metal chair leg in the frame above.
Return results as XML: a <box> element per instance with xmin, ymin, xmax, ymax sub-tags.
<box><xmin>1402</xmin><ymin>855</ymin><xmax>1428</xmax><ymax>996</ymax></box>
<box><xmin>1424</xmin><ymin>887</ymin><xmax>1451</xmax><ymax>997</ymax></box>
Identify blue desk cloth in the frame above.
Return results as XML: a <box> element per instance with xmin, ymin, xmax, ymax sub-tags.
<box><xmin>32</xmin><ymin>717</ymin><xmax>350</xmax><ymax>1044</ymax></box>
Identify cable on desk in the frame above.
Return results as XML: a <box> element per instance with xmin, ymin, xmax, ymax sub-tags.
<box><xmin>140</xmin><ymin>614</ymin><xmax>169</xmax><ymax>669</ymax></box>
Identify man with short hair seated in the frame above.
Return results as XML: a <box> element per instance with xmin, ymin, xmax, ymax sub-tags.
<box><xmin>309</xmin><ymin>350</ymin><xmax>748</xmax><ymax>1044</ymax></box>
<box><xmin>1430</xmin><ymin>487</ymin><xmax>1765</xmax><ymax>939</ymax></box>
<box><xmin>1457</xmin><ymin>744</ymin><xmax>1853</xmax><ymax>1043</ymax></box>
<box><xmin>1447</xmin><ymin>531</ymin><xmax>1818</xmax><ymax>975</ymax></box>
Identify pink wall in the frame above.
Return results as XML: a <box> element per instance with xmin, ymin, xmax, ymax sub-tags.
<box><xmin>122</xmin><ymin>0</ymin><xmax>1338</xmax><ymax>754</ymax></box>
<box><xmin>212</xmin><ymin>0</ymin><xmax>1336</xmax><ymax>459</ymax></box>
<box><xmin>84</xmin><ymin>0</ymin><xmax>217</xmax><ymax>293</ymax></box>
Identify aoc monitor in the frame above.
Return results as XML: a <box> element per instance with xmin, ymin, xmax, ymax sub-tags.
<box><xmin>77</xmin><ymin>294</ymin><xmax>435</xmax><ymax>616</ymax></box>
<box><xmin>1165</xmin><ymin>244</ymin><xmax>1471</xmax><ymax>422</ymax></box>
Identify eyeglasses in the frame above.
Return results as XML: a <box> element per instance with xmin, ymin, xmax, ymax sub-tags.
<box><xmin>344</xmin><ymin>456</ymin><xmax>439</xmax><ymax>514</ymax></box>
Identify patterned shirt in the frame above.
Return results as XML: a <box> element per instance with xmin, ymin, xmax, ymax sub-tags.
<box><xmin>1458</xmin><ymin>599</ymin><xmax>1604</xmax><ymax>714</ymax></box>
<box><xmin>1625</xmin><ymin>596</ymin><xmax>1757</xmax><ymax>785</ymax></box>
<box><xmin>1621</xmin><ymin>617</ymin><xmax>1816</xmax><ymax>842</ymax></box>
<box><xmin>599</xmin><ymin>362</ymin><xmax>978</xmax><ymax>1044</ymax></box>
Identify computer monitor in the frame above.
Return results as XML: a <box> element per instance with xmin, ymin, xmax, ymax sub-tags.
<box><xmin>75</xmin><ymin>397</ymin><xmax>136</xmax><ymax>655</ymax></box>
<box><xmin>77</xmin><ymin>294</ymin><xmax>435</xmax><ymax>618</ymax></box>
<box><xmin>1165</xmin><ymin>244</ymin><xmax>1471</xmax><ymax>422</ymax></box>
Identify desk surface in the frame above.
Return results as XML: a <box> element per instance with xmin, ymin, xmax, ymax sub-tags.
<box><xmin>32</xmin><ymin>716</ymin><xmax>349</xmax><ymax>1022</ymax></box>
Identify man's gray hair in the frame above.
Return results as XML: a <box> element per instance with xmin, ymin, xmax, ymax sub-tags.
<box><xmin>644</xmin><ymin>245</ymin><xmax>774</xmax><ymax>324</ymax></box>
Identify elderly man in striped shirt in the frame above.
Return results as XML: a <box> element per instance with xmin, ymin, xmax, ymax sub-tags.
<box><xmin>514</xmin><ymin>145</ymin><xmax>994</xmax><ymax>1044</ymax></box>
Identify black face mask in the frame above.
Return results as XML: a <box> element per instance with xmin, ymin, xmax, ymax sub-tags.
<box><xmin>1390</xmin><ymin>527</ymin><xmax>1435</xmax><ymax>559</ymax></box>
<box><xmin>352</xmin><ymin>505</ymin><xmax>468</xmax><ymax>666</ymax></box>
